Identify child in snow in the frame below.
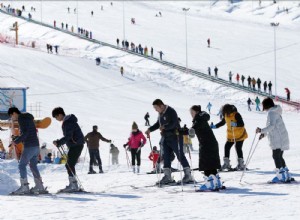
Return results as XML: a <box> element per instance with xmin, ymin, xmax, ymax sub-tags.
<box><xmin>123</xmin><ymin>122</ymin><xmax>146</xmax><ymax>173</ymax></box>
<box><xmin>110</xmin><ymin>143</ymin><xmax>119</xmax><ymax>165</ymax></box>
<box><xmin>148</xmin><ymin>146</ymin><xmax>160</xmax><ymax>171</ymax></box>
<box><xmin>256</xmin><ymin>98</ymin><xmax>292</xmax><ymax>183</ymax></box>
<box><xmin>189</xmin><ymin>105</ymin><xmax>222</xmax><ymax>191</ymax></box>
<box><xmin>211</xmin><ymin>104</ymin><xmax>248</xmax><ymax>171</ymax></box>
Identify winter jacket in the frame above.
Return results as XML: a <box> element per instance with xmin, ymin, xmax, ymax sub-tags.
<box><xmin>126</xmin><ymin>130</ymin><xmax>146</xmax><ymax>149</ymax></box>
<box><xmin>216</xmin><ymin>111</ymin><xmax>248</xmax><ymax>142</ymax></box>
<box><xmin>149</xmin><ymin>150</ymin><xmax>160</xmax><ymax>167</ymax></box>
<box><xmin>57</xmin><ymin>114</ymin><xmax>84</xmax><ymax>148</ymax></box>
<box><xmin>149</xmin><ymin>105</ymin><xmax>180</xmax><ymax>138</ymax></box>
<box><xmin>192</xmin><ymin>111</ymin><xmax>221</xmax><ymax>171</ymax></box>
<box><xmin>85</xmin><ymin>131</ymin><xmax>110</xmax><ymax>149</ymax></box>
<box><xmin>14</xmin><ymin>113</ymin><xmax>39</xmax><ymax>148</ymax></box>
<box><xmin>261</xmin><ymin>105</ymin><xmax>289</xmax><ymax>150</ymax></box>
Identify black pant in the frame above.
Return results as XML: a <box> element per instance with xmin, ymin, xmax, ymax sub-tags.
<box><xmin>145</xmin><ymin>119</ymin><xmax>150</xmax><ymax>126</ymax></box>
<box><xmin>272</xmin><ymin>149</ymin><xmax>286</xmax><ymax>169</ymax></box>
<box><xmin>66</xmin><ymin>144</ymin><xmax>84</xmax><ymax>177</ymax></box>
<box><xmin>224</xmin><ymin>141</ymin><xmax>244</xmax><ymax>158</ymax></box>
<box><xmin>204</xmin><ymin>169</ymin><xmax>218</xmax><ymax>177</ymax></box>
<box><xmin>131</xmin><ymin>148</ymin><xmax>141</xmax><ymax>166</ymax></box>
<box><xmin>89</xmin><ymin>149</ymin><xmax>102</xmax><ymax>169</ymax></box>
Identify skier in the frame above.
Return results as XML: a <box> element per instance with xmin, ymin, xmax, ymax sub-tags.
<box><xmin>49</xmin><ymin>45</ymin><xmax>53</xmax><ymax>53</ymax></box>
<box><xmin>91</xmin><ymin>11</ymin><xmax>93</xmax><ymax>16</ymax></box>
<box><xmin>120</xmin><ymin>66</ymin><xmax>124</xmax><ymax>76</ymax></box>
<box><xmin>206</xmin><ymin>102</ymin><xmax>212</xmax><ymax>114</ymax></box>
<box><xmin>95</xmin><ymin>57</ymin><xmax>101</xmax><ymax>65</ymax></box>
<box><xmin>211</xmin><ymin>104</ymin><xmax>248</xmax><ymax>171</ymax></box>
<box><xmin>61</xmin><ymin>22</ymin><xmax>64</xmax><ymax>29</ymax></box>
<box><xmin>257</xmin><ymin>78</ymin><xmax>262</xmax><ymax>92</ymax></box>
<box><xmin>145</xmin><ymin>99</ymin><xmax>193</xmax><ymax>184</ymax></box>
<box><xmin>52</xmin><ymin>107</ymin><xmax>84</xmax><ymax>192</ymax></box>
<box><xmin>148</xmin><ymin>146</ymin><xmax>160</xmax><ymax>172</ymax></box>
<box><xmin>46</xmin><ymin>44</ymin><xmax>50</xmax><ymax>53</ymax></box>
<box><xmin>84</xmin><ymin>125</ymin><xmax>111</xmax><ymax>174</ymax></box>
<box><xmin>229</xmin><ymin>71</ymin><xmax>233</xmax><ymax>82</ymax></box>
<box><xmin>255</xmin><ymin>96</ymin><xmax>261</xmax><ymax>111</ymax></box>
<box><xmin>263</xmin><ymin>81</ymin><xmax>268</xmax><ymax>93</ymax></box>
<box><xmin>182</xmin><ymin>124</ymin><xmax>194</xmax><ymax>152</ymax></box>
<box><xmin>268</xmin><ymin>81</ymin><xmax>273</xmax><ymax>95</ymax></box>
<box><xmin>285</xmin><ymin>88</ymin><xmax>290</xmax><ymax>101</ymax></box>
<box><xmin>158</xmin><ymin>51</ymin><xmax>164</xmax><ymax>60</ymax></box>
<box><xmin>247</xmin><ymin>98</ymin><xmax>253</xmax><ymax>111</ymax></box>
<box><xmin>54</xmin><ymin>45</ymin><xmax>59</xmax><ymax>54</ymax></box>
<box><xmin>110</xmin><ymin>143</ymin><xmax>119</xmax><ymax>165</ymax></box>
<box><xmin>256</xmin><ymin>98</ymin><xmax>292</xmax><ymax>183</ymax></box>
<box><xmin>247</xmin><ymin>76</ymin><xmax>251</xmax><ymax>88</ymax></box>
<box><xmin>8</xmin><ymin>107</ymin><xmax>47</xmax><ymax>195</ymax></box>
<box><xmin>208</xmin><ymin>67</ymin><xmax>211</xmax><ymax>76</ymax></box>
<box><xmin>214</xmin><ymin>66</ymin><xmax>218</xmax><ymax>78</ymax></box>
<box><xmin>54</xmin><ymin>20</ymin><xmax>56</xmax><ymax>28</ymax></box>
<box><xmin>151</xmin><ymin>47</ymin><xmax>153</xmax><ymax>57</ymax></box>
<box><xmin>189</xmin><ymin>105</ymin><xmax>222</xmax><ymax>191</ymax></box>
<box><xmin>207</xmin><ymin>38</ymin><xmax>210</xmax><ymax>48</ymax></box>
<box><xmin>236</xmin><ymin>73</ymin><xmax>240</xmax><ymax>84</ymax></box>
<box><xmin>241</xmin><ymin>75</ymin><xmax>245</xmax><ymax>86</ymax></box>
<box><xmin>123</xmin><ymin>122</ymin><xmax>146</xmax><ymax>173</ymax></box>
<box><xmin>144</xmin><ymin>112</ymin><xmax>150</xmax><ymax>126</ymax></box>
<box><xmin>67</xmin><ymin>7</ymin><xmax>70</xmax><ymax>13</ymax></box>
<box><xmin>116</xmin><ymin>38</ymin><xmax>119</xmax><ymax>47</ymax></box>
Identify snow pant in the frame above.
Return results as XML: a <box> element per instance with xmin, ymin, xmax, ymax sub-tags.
<box><xmin>272</xmin><ymin>149</ymin><xmax>286</xmax><ymax>169</ymax></box>
<box><xmin>19</xmin><ymin>146</ymin><xmax>41</xmax><ymax>179</ymax></box>
<box><xmin>66</xmin><ymin>144</ymin><xmax>84</xmax><ymax>177</ymax></box>
<box><xmin>204</xmin><ymin>169</ymin><xmax>218</xmax><ymax>177</ymax></box>
<box><xmin>256</xmin><ymin>104</ymin><xmax>261</xmax><ymax>111</ymax></box>
<box><xmin>112</xmin><ymin>156</ymin><xmax>119</xmax><ymax>165</ymax></box>
<box><xmin>248</xmin><ymin>104</ymin><xmax>251</xmax><ymax>111</ymax></box>
<box><xmin>145</xmin><ymin>119</ymin><xmax>150</xmax><ymax>126</ymax></box>
<box><xmin>224</xmin><ymin>141</ymin><xmax>244</xmax><ymax>159</ymax></box>
<box><xmin>89</xmin><ymin>149</ymin><xmax>102</xmax><ymax>170</ymax></box>
<box><xmin>287</xmin><ymin>93</ymin><xmax>290</xmax><ymax>101</ymax></box>
<box><xmin>131</xmin><ymin>148</ymin><xmax>141</xmax><ymax>166</ymax></box>
<box><xmin>162</xmin><ymin>135</ymin><xmax>190</xmax><ymax>169</ymax></box>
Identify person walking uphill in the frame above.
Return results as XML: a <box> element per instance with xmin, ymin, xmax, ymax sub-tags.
<box><xmin>189</xmin><ymin>105</ymin><xmax>222</xmax><ymax>191</ymax></box>
<box><xmin>52</xmin><ymin>107</ymin><xmax>84</xmax><ymax>192</ymax></box>
<box><xmin>85</xmin><ymin>125</ymin><xmax>111</xmax><ymax>174</ymax></box>
<box><xmin>211</xmin><ymin>104</ymin><xmax>248</xmax><ymax>171</ymax></box>
<box><xmin>145</xmin><ymin>99</ymin><xmax>193</xmax><ymax>185</ymax></box>
<box><xmin>8</xmin><ymin>107</ymin><xmax>47</xmax><ymax>195</ymax></box>
<box><xmin>124</xmin><ymin>122</ymin><xmax>146</xmax><ymax>173</ymax></box>
<box><xmin>256</xmin><ymin>98</ymin><xmax>292</xmax><ymax>183</ymax></box>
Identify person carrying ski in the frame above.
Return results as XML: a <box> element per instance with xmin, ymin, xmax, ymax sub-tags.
<box><xmin>148</xmin><ymin>146</ymin><xmax>160</xmax><ymax>171</ymax></box>
<box><xmin>52</xmin><ymin>107</ymin><xmax>84</xmax><ymax>192</ymax></box>
<box><xmin>255</xmin><ymin>96</ymin><xmax>261</xmax><ymax>111</ymax></box>
<box><xmin>247</xmin><ymin>98</ymin><xmax>253</xmax><ymax>111</ymax></box>
<box><xmin>256</xmin><ymin>98</ymin><xmax>292</xmax><ymax>183</ymax></box>
<box><xmin>211</xmin><ymin>104</ymin><xmax>248</xmax><ymax>171</ymax></box>
<box><xmin>124</xmin><ymin>122</ymin><xmax>146</xmax><ymax>173</ymax></box>
<box><xmin>85</xmin><ymin>125</ymin><xmax>111</xmax><ymax>174</ymax></box>
<box><xmin>144</xmin><ymin>112</ymin><xmax>150</xmax><ymax>126</ymax></box>
<box><xmin>145</xmin><ymin>99</ymin><xmax>193</xmax><ymax>185</ymax></box>
<box><xmin>189</xmin><ymin>105</ymin><xmax>222</xmax><ymax>191</ymax></box>
<box><xmin>110</xmin><ymin>143</ymin><xmax>119</xmax><ymax>165</ymax></box>
<box><xmin>8</xmin><ymin>107</ymin><xmax>47</xmax><ymax>195</ymax></box>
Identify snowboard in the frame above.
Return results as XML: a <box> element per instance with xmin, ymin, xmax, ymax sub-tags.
<box><xmin>0</xmin><ymin>117</ymin><xmax>51</xmax><ymax>129</ymax></box>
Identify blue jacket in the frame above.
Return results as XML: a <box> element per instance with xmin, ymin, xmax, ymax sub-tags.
<box><xmin>14</xmin><ymin>113</ymin><xmax>39</xmax><ymax>148</ymax></box>
<box><xmin>43</xmin><ymin>156</ymin><xmax>52</xmax><ymax>163</ymax></box>
<box><xmin>149</xmin><ymin>106</ymin><xmax>180</xmax><ymax>138</ymax></box>
<box><xmin>57</xmin><ymin>114</ymin><xmax>84</xmax><ymax>148</ymax></box>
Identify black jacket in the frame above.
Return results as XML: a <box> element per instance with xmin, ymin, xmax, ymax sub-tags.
<box><xmin>57</xmin><ymin>114</ymin><xmax>84</xmax><ymax>148</ymax></box>
<box><xmin>14</xmin><ymin>113</ymin><xmax>39</xmax><ymax>148</ymax></box>
<box><xmin>192</xmin><ymin>111</ymin><xmax>221</xmax><ymax>171</ymax></box>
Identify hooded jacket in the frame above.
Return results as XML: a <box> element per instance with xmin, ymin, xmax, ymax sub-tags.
<box><xmin>57</xmin><ymin>114</ymin><xmax>84</xmax><ymax>148</ymax></box>
<box><xmin>261</xmin><ymin>105</ymin><xmax>289</xmax><ymax>150</ymax></box>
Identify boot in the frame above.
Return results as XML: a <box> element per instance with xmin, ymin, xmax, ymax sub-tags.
<box><xmin>271</xmin><ymin>168</ymin><xmax>287</xmax><ymax>183</ymax></box>
<box><xmin>88</xmin><ymin>166</ymin><xmax>96</xmax><ymax>174</ymax></box>
<box><xmin>182</xmin><ymin>167</ymin><xmax>194</xmax><ymax>183</ymax></box>
<box><xmin>212</xmin><ymin>174</ymin><xmax>223</xmax><ymax>189</ymax></box>
<box><xmin>137</xmin><ymin>166</ymin><xmax>140</xmax><ymax>174</ymax></box>
<box><xmin>199</xmin><ymin>175</ymin><xmax>216</xmax><ymax>191</ymax></box>
<box><xmin>31</xmin><ymin>177</ymin><xmax>48</xmax><ymax>194</ymax></box>
<box><xmin>132</xmin><ymin>166</ymin><xmax>136</xmax><ymax>173</ymax></box>
<box><xmin>11</xmin><ymin>178</ymin><xmax>30</xmax><ymax>195</ymax></box>
<box><xmin>59</xmin><ymin>176</ymin><xmax>80</xmax><ymax>192</ymax></box>
<box><xmin>284</xmin><ymin>167</ymin><xmax>292</xmax><ymax>181</ymax></box>
<box><xmin>236</xmin><ymin>158</ymin><xmax>245</xmax><ymax>171</ymax></box>
<box><xmin>220</xmin><ymin>157</ymin><xmax>231</xmax><ymax>170</ymax></box>
<box><xmin>157</xmin><ymin>168</ymin><xmax>175</xmax><ymax>185</ymax></box>
<box><xmin>99</xmin><ymin>165</ymin><xmax>104</xmax><ymax>173</ymax></box>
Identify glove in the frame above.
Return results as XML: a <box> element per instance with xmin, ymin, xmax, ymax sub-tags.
<box><xmin>230</xmin><ymin>122</ymin><xmax>237</xmax><ymax>127</ymax></box>
<box><xmin>108</xmin><ymin>140</ymin><xmax>112</xmax><ymax>143</ymax></box>
<box><xmin>259</xmin><ymin>133</ymin><xmax>265</xmax><ymax>140</ymax></box>
<box><xmin>256</xmin><ymin>128</ymin><xmax>262</xmax><ymax>133</ymax></box>
<box><xmin>210</xmin><ymin>124</ymin><xmax>216</xmax><ymax>129</ymax></box>
<box><xmin>123</xmin><ymin>144</ymin><xmax>127</xmax><ymax>148</ymax></box>
<box><xmin>53</xmin><ymin>140</ymin><xmax>61</xmax><ymax>148</ymax></box>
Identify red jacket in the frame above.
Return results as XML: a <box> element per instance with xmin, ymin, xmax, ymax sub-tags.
<box><xmin>127</xmin><ymin>130</ymin><xmax>146</xmax><ymax>149</ymax></box>
<box><xmin>149</xmin><ymin>150</ymin><xmax>160</xmax><ymax>167</ymax></box>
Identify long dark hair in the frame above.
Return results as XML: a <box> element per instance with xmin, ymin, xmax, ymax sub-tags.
<box><xmin>222</xmin><ymin>104</ymin><xmax>237</xmax><ymax>116</ymax></box>
<box><xmin>190</xmin><ymin>105</ymin><xmax>201</xmax><ymax>112</ymax></box>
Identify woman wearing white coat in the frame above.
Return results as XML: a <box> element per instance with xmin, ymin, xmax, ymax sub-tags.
<box><xmin>256</xmin><ymin>98</ymin><xmax>292</xmax><ymax>183</ymax></box>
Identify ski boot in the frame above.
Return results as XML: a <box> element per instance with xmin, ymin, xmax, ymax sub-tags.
<box><xmin>137</xmin><ymin>166</ymin><xmax>140</xmax><ymax>174</ymax></box>
<box><xmin>156</xmin><ymin>168</ymin><xmax>175</xmax><ymax>185</ymax></box>
<box><xmin>220</xmin><ymin>157</ymin><xmax>232</xmax><ymax>171</ymax></box>
<box><xmin>182</xmin><ymin>167</ymin><xmax>194</xmax><ymax>184</ymax></box>
<box><xmin>235</xmin><ymin>158</ymin><xmax>246</xmax><ymax>171</ymax></box>
<box><xmin>10</xmin><ymin>178</ymin><xmax>30</xmax><ymax>195</ymax></box>
<box><xmin>132</xmin><ymin>166</ymin><xmax>136</xmax><ymax>173</ymax></box>
<box><xmin>59</xmin><ymin>176</ymin><xmax>80</xmax><ymax>193</ymax></box>
<box><xmin>30</xmin><ymin>177</ymin><xmax>48</xmax><ymax>194</ymax></box>
<box><xmin>88</xmin><ymin>169</ymin><xmax>97</xmax><ymax>174</ymax></box>
<box><xmin>198</xmin><ymin>175</ymin><xmax>217</xmax><ymax>191</ymax></box>
<box><xmin>283</xmin><ymin>167</ymin><xmax>293</xmax><ymax>182</ymax></box>
<box><xmin>99</xmin><ymin>166</ymin><xmax>104</xmax><ymax>174</ymax></box>
<box><xmin>271</xmin><ymin>168</ymin><xmax>288</xmax><ymax>183</ymax></box>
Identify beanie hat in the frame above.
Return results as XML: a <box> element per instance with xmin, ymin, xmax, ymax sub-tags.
<box><xmin>132</xmin><ymin>122</ymin><xmax>138</xmax><ymax>130</ymax></box>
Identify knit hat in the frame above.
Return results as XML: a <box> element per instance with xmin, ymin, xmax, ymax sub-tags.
<box><xmin>132</xmin><ymin>122</ymin><xmax>138</xmax><ymax>130</ymax></box>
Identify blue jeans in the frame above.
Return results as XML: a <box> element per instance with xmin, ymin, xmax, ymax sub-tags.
<box><xmin>19</xmin><ymin>146</ymin><xmax>41</xmax><ymax>179</ymax></box>
<box><xmin>162</xmin><ymin>136</ymin><xmax>190</xmax><ymax>169</ymax></box>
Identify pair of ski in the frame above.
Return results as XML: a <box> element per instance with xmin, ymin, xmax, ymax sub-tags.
<box><xmin>9</xmin><ymin>188</ymin><xmax>91</xmax><ymax>196</ymax></box>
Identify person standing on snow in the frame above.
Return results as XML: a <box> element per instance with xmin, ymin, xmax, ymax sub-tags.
<box><xmin>189</xmin><ymin>105</ymin><xmax>222</xmax><ymax>191</ymax></box>
<box><xmin>145</xmin><ymin>99</ymin><xmax>193</xmax><ymax>185</ymax></box>
<box><xmin>247</xmin><ymin>98</ymin><xmax>253</xmax><ymax>111</ymax></box>
<box><xmin>285</xmin><ymin>88</ymin><xmax>290</xmax><ymax>101</ymax></box>
<box><xmin>206</xmin><ymin>102</ymin><xmax>212</xmax><ymax>114</ymax></box>
<box><xmin>208</xmin><ymin>67</ymin><xmax>211</xmax><ymax>76</ymax></box>
<box><xmin>120</xmin><ymin>66</ymin><xmax>124</xmax><ymax>76</ymax></box>
<box><xmin>207</xmin><ymin>38</ymin><xmax>210</xmax><ymax>48</ymax></box>
<box><xmin>211</xmin><ymin>104</ymin><xmax>248</xmax><ymax>171</ymax></box>
<box><xmin>268</xmin><ymin>81</ymin><xmax>273</xmax><ymax>95</ymax></box>
<box><xmin>241</xmin><ymin>75</ymin><xmax>245</xmax><ymax>86</ymax></box>
<box><xmin>255</xmin><ymin>96</ymin><xmax>261</xmax><ymax>111</ymax></box>
<box><xmin>236</xmin><ymin>73</ymin><xmax>240</xmax><ymax>84</ymax></box>
<box><xmin>144</xmin><ymin>112</ymin><xmax>150</xmax><ymax>126</ymax></box>
<box><xmin>263</xmin><ymin>81</ymin><xmax>268</xmax><ymax>93</ymax></box>
<box><xmin>52</xmin><ymin>107</ymin><xmax>84</xmax><ymax>192</ymax></box>
<box><xmin>124</xmin><ymin>122</ymin><xmax>146</xmax><ymax>173</ymax></box>
<box><xmin>229</xmin><ymin>71</ymin><xmax>233</xmax><ymax>82</ymax></box>
<box><xmin>85</xmin><ymin>125</ymin><xmax>111</xmax><ymax>174</ymax></box>
<box><xmin>247</xmin><ymin>76</ymin><xmax>251</xmax><ymax>88</ymax></box>
<box><xmin>110</xmin><ymin>143</ymin><xmax>119</xmax><ymax>165</ymax></box>
<box><xmin>8</xmin><ymin>107</ymin><xmax>47</xmax><ymax>195</ymax></box>
<box><xmin>214</xmin><ymin>66</ymin><xmax>218</xmax><ymax>78</ymax></box>
<box><xmin>158</xmin><ymin>51</ymin><xmax>164</xmax><ymax>60</ymax></box>
<box><xmin>256</xmin><ymin>98</ymin><xmax>292</xmax><ymax>183</ymax></box>
<box><xmin>257</xmin><ymin>78</ymin><xmax>262</xmax><ymax>92</ymax></box>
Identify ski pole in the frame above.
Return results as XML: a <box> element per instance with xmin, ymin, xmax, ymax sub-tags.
<box><xmin>148</xmin><ymin>135</ymin><xmax>160</xmax><ymax>185</ymax></box>
<box><xmin>243</xmin><ymin>133</ymin><xmax>257</xmax><ymax>173</ymax></box>
<box><xmin>80</xmin><ymin>145</ymin><xmax>88</xmax><ymax>173</ymax></box>
<box><xmin>186</xmin><ymin>143</ymin><xmax>196</xmax><ymax>191</ymax></box>
<box><xmin>177</xmin><ymin>134</ymin><xmax>184</xmax><ymax>192</ymax></box>
<box><xmin>239</xmin><ymin>138</ymin><xmax>260</xmax><ymax>182</ymax></box>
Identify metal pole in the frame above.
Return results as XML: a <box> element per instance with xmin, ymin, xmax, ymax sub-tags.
<box><xmin>77</xmin><ymin>0</ymin><xmax>79</xmax><ymax>30</ymax></box>
<box><xmin>183</xmin><ymin>8</ymin><xmax>189</xmax><ymax>73</ymax></box>
<box><xmin>123</xmin><ymin>0</ymin><xmax>125</xmax><ymax>42</ymax></box>
<box><xmin>271</xmin><ymin>22</ymin><xmax>279</xmax><ymax>97</ymax></box>
<box><xmin>41</xmin><ymin>0</ymin><xmax>43</xmax><ymax>23</ymax></box>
